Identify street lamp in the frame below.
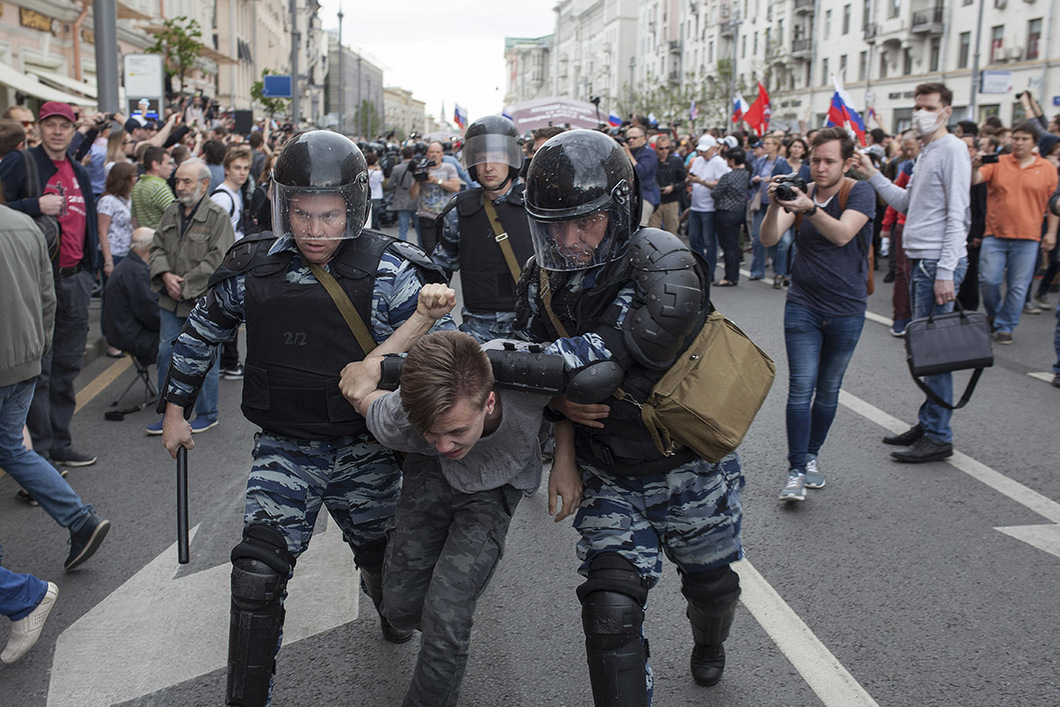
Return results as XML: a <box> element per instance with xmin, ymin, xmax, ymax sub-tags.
<box><xmin>337</xmin><ymin>4</ymin><xmax>344</xmax><ymax>134</ymax></box>
<box><xmin>628</xmin><ymin>56</ymin><xmax>636</xmax><ymax>112</ymax></box>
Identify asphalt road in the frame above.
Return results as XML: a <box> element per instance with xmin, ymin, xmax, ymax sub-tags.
<box><xmin>2</xmin><ymin>239</ymin><xmax>1059</xmax><ymax>707</ymax></box>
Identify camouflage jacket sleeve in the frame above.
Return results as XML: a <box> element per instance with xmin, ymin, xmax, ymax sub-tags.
<box><xmin>431</xmin><ymin>211</ymin><xmax>461</xmax><ymax>274</ymax></box>
<box><xmin>164</xmin><ymin>274</ymin><xmax>244</xmax><ymax>405</ymax></box>
<box><xmin>521</xmin><ymin>280</ymin><xmax>636</xmax><ymax>369</ymax></box>
<box><xmin>372</xmin><ymin>250</ymin><xmax>456</xmax><ymax>337</ymax></box>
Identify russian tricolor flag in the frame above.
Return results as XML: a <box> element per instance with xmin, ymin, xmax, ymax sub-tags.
<box><xmin>454</xmin><ymin>104</ymin><xmax>468</xmax><ymax>130</ymax></box>
<box><xmin>826</xmin><ymin>76</ymin><xmax>867</xmax><ymax>146</ymax></box>
<box><xmin>731</xmin><ymin>93</ymin><xmax>749</xmax><ymax>123</ymax></box>
<box><xmin>608</xmin><ymin>112</ymin><xmax>622</xmax><ymax>127</ymax></box>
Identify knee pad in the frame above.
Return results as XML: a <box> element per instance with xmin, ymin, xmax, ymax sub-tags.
<box><xmin>682</xmin><ymin>565</ymin><xmax>741</xmax><ymax>647</ymax></box>
<box><xmin>227</xmin><ymin>524</ymin><xmax>294</xmax><ymax>707</ymax></box>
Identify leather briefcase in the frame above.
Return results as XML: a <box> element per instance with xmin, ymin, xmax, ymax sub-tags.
<box><xmin>904</xmin><ymin>303</ymin><xmax>993</xmax><ymax>410</ymax></box>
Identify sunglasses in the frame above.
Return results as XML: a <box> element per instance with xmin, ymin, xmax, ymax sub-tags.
<box><xmin>21</xmin><ymin>121</ymin><xmax>37</xmax><ymax>128</ymax></box>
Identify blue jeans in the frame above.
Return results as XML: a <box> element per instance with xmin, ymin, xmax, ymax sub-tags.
<box><xmin>749</xmin><ymin>209</ymin><xmax>768</xmax><ymax>279</ymax></box>
<box><xmin>978</xmin><ymin>236</ymin><xmax>1040</xmax><ymax>334</ymax></box>
<box><xmin>910</xmin><ymin>257</ymin><xmax>968</xmax><ymax>444</ymax></box>
<box><xmin>157</xmin><ymin>307</ymin><xmax>219</xmax><ymax>421</ymax></box>
<box><xmin>396</xmin><ymin>210</ymin><xmax>416</xmax><ymax>242</ymax></box>
<box><xmin>1053</xmin><ymin>300</ymin><xmax>1060</xmax><ymax>375</ymax></box>
<box><xmin>0</xmin><ymin>379</ymin><xmax>95</xmax><ymax>532</ymax></box>
<box><xmin>770</xmin><ymin>227</ymin><xmax>794</xmax><ymax>278</ymax></box>
<box><xmin>783</xmin><ymin>301</ymin><xmax>865</xmax><ymax>470</ymax></box>
<box><xmin>688</xmin><ymin>210</ymin><xmax>717</xmax><ymax>280</ymax></box>
<box><xmin>0</xmin><ymin>564</ymin><xmax>48</xmax><ymax>621</ymax></box>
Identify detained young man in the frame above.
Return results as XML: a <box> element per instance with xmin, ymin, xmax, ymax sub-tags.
<box><xmin>340</xmin><ymin>329</ymin><xmax>581</xmax><ymax>707</ymax></box>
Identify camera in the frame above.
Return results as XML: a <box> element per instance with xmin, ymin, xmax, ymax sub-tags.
<box><xmin>774</xmin><ymin>173</ymin><xmax>807</xmax><ymax>201</ymax></box>
<box><xmin>411</xmin><ymin>157</ymin><xmax>437</xmax><ymax>182</ymax></box>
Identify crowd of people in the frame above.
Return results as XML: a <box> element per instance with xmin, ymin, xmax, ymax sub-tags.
<box><xmin>0</xmin><ymin>80</ymin><xmax>1058</xmax><ymax>707</ymax></box>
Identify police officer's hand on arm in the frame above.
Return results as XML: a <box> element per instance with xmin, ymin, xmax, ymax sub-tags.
<box><xmin>549</xmin><ymin>394</ymin><xmax>609</xmax><ymax>429</ymax></box>
<box><xmin>338</xmin><ymin>283</ymin><xmax>456</xmax><ymax>409</ymax></box>
<box><xmin>162</xmin><ymin>403</ymin><xmax>194</xmax><ymax>458</ymax></box>
<box><xmin>548</xmin><ymin>420</ymin><xmax>583</xmax><ymax>522</ymax></box>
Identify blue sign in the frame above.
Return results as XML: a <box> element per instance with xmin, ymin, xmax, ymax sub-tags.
<box><xmin>262</xmin><ymin>75</ymin><xmax>292</xmax><ymax>98</ymax></box>
<box><xmin>1053</xmin><ymin>95</ymin><xmax>1060</xmax><ymax>107</ymax></box>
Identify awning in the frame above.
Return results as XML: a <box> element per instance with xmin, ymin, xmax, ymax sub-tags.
<box><xmin>0</xmin><ymin>60</ymin><xmax>97</xmax><ymax>107</ymax></box>
<box><xmin>503</xmin><ymin>97</ymin><xmax>604</xmax><ymax>131</ymax></box>
<box><xmin>116</xmin><ymin>0</ymin><xmax>152</xmax><ymax>21</ymax></box>
<box><xmin>27</xmin><ymin>68</ymin><xmax>96</xmax><ymax>99</ymax></box>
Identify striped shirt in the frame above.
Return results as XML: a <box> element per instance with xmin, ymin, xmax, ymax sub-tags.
<box><xmin>130</xmin><ymin>175</ymin><xmax>175</xmax><ymax>231</ymax></box>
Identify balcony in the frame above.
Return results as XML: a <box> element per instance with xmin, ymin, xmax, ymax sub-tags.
<box><xmin>864</xmin><ymin>22</ymin><xmax>878</xmax><ymax>41</ymax></box>
<box><xmin>792</xmin><ymin>37</ymin><xmax>812</xmax><ymax>58</ymax></box>
<box><xmin>794</xmin><ymin>0</ymin><xmax>815</xmax><ymax>14</ymax></box>
<box><xmin>668</xmin><ymin>70</ymin><xmax>681</xmax><ymax>83</ymax></box>
<box><xmin>910</xmin><ymin>6</ymin><xmax>944</xmax><ymax>33</ymax></box>
<box><xmin>720</xmin><ymin>22</ymin><xmax>734</xmax><ymax>37</ymax></box>
<box><xmin>669</xmin><ymin>40</ymin><xmax>681</xmax><ymax>54</ymax></box>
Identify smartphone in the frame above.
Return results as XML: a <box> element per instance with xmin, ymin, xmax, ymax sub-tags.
<box><xmin>981</xmin><ymin>153</ymin><xmax>999</xmax><ymax>164</ymax></box>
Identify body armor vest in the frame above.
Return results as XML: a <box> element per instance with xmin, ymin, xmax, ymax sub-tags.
<box><xmin>241</xmin><ymin>231</ymin><xmax>393</xmax><ymax>440</ymax></box>
<box><xmin>455</xmin><ymin>185</ymin><xmax>534</xmax><ymax>313</ymax></box>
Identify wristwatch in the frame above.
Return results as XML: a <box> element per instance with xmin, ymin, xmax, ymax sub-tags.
<box><xmin>804</xmin><ymin>204</ymin><xmax>818</xmax><ymax>217</ymax></box>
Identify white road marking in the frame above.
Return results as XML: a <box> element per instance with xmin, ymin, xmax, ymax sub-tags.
<box><xmin>863</xmin><ymin>311</ymin><xmax>892</xmax><ymax>327</ymax></box>
<box><xmin>1027</xmin><ymin>371</ymin><xmax>1055</xmax><ymax>384</ymax></box>
<box><xmin>47</xmin><ymin>519</ymin><xmax>358</xmax><ymax>706</ymax></box>
<box><xmin>734</xmin><ymin>558</ymin><xmax>880</xmax><ymax>707</ymax></box>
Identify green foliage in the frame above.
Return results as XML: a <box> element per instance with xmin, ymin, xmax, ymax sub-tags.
<box><xmin>146</xmin><ymin>16</ymin><xmax>203</xmax><ymax>96</ymax></box>
<box><xmin>353</xmin><ymin>99</ymin><xmax>381</xmax><ymax>138</ymax></box>
<box><xmin>250</xmin><ymin>68</ymin><xmax>290</xmax><ymax>119</ymax></box>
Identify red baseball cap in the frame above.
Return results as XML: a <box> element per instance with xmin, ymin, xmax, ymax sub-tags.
<box><xmin>38</xmin><ymin>102</ymin><xmax>76</xmax><ymax>123</ymax></box>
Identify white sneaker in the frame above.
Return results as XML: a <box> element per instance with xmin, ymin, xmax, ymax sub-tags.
<box><xmin>779</xmin><ymin>471</ymin><xmax>806</xmax><ymax>502</ymax></box>
<box><xmin>803</xmin><ymin>458</ymin><xmax>826</xmax><ymax>489</ymax></box>
<box><xmin>2</xmin><ymin>582</ymin><xmax>58</xmax><ymax>664</ymax></box>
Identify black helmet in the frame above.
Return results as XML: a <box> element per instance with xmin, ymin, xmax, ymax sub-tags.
<box><xmin>462</xmin><ymin>115</ymin><xmax>522</xmax><ymax>186</ymax></box>
<box><xmin>524</xmin><ymin>129</ymin><xmax>640</xmax><ymax>271</ymax></box>
<box><xmin>272</xmin><ymin>130</ymin><xmax>370</xmax><ymax>240</ymax></box>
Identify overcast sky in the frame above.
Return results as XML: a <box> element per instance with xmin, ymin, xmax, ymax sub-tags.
<box><xmin>315</xmin><ymin>0</ymin><xmax>558</xmax><ymax>127</ymax></box>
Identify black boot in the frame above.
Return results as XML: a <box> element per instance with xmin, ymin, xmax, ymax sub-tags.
<box><xmin>683</xmin><ymin>566</ymin><xmax>741</xmax><ymax>688</ymax></box>
<box><xmin>359</xmin><ymin>566</ymin><xmax>414</xmax><ymax>644</ymax></box>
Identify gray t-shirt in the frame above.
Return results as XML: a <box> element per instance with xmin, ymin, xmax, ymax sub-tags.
<box><xmin>366</xmin><ymin>388</ymin><xmax>550</xmax><ymax>495</ymax></box>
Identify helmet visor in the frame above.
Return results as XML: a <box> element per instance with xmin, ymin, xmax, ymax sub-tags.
<box><xmin>528</xmin><ymin>210</ymin><xmax>619</xmax><ymax>271</ymax></box>
<box><xmin>272</xmin><ymin>182</ymin><xmax>368</xmax><ymax>242</ymax></box>
<box><xmin>462</xmin><ymin>133</ymin><xmax>523</xmax><ymax>170</ymax></box>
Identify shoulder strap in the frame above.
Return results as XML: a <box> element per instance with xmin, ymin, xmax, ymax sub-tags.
<box><xmin>483</xmin><ymin>198</ymin><xmax>523</xmax><ymax>285</ymax></box>
<box><xmin>21</xmin><ymin>150</ymin><xmax>41</xmax><ymax>198</ymax></box>
<box><xmin>538</xmin><ymin>268</ymin><xmax>570</xmax><ymax>339</ymax></box>
<box><xmin>307</xmin><ymin>262</ymin><xmax>377</xmax><ymax>354</ymax></box>
<box><xmin>211</xmin><ymin>187</ymin><xmax>236</xmax><ymax>217</ymax></box>
<box><xmin>909</xmin><ymin>365</ymin><xmax>984</xmax><ymax>410</ymax></box>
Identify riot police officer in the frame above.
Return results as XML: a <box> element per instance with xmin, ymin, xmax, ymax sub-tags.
<box><xmin>158</xmin><ymin>130</ymin><xmax>450</xmax><ymax>706</ymax></box>
<box><xmin>433</xmin><ymin>115</ymin><xmax>534</xmax><ymax>342</ymax></box>
<box><xmin>515</xmin><ymin>129</ymin><xmax>746</xmax><ymax>706</ymax></box>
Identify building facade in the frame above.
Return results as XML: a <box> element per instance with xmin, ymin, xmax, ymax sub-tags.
<box><xmin>326</xmin><ymin>36</ymin><xmax>384</xmax><ymax>138</ymax></box>
<box><xmin>383</xmin><ymin>86</ymin><xmax>427</xmax><ymax>139</ymax></box>
<box><xmin>504</xmin><ymin>35</ymin><xmax>554</xmax><ymax>106</ymax></box>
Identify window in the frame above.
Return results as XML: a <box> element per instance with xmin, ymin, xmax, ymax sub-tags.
<box><xmin>753</xmin><ymin>31</ymin><xmax>758</xmax><ymax>55</ymax></box>
<box><xmin>990</xmin><ymin>25</ymin><xmax>1003</xmax><ymax>63</ymax></box>
<box><xmin>859</xmin><ymin>50</ymin><xmax>868</xmax><ymax>80</ymax></box>
<box><xmin>880</xmin><ymin>52</ymin><xmax>888</xmax><ymax>78</ymax></box>
<box><xmin>903</xmin><ymin>47</ymin><xmax>913</xmax><ymax>75</ymax></box>
<box><xmin>1027</xmin><ymin>19</ymin><xmax>1042</xmax><ymax>61</ymax></box>
<box><xmin>929</xmin><ymin>37</ymin><xmax>940</xmax><ymax>71</ymax></box>
<box><xmin>765</xmin><ymin>28</ymin><xmax>771</xmax><ymax>55</ymax></box>
<box><xmin>822</xmin><ymin>57</ymin><xmax>829</xmax><ymax>85</ymax></box>
<box><xmin>888</xmin><ymin>0</ymin><xmax>899</xmax><ymax>19</ymax></box>
<box><xmin>825</xmin><ymin>10</ymin><xmax>832</xmax><ymax>39</ymax></box>
<box><xmin>742</xmin><ymin>34</ymin><xmax>747</xmax><ymax>59</ymax></box>
<box><xmin>843</xmin><ymin>4</ymin><xmax>851</xmax><ymax>34</ymax></box>
<box><xmin>863</xmin><ymin>0</ymin><xmax>871</xmax><ymax>30</ymax></box>
<box><xmin>840</xmin><ymin>54</ymin><xmax>848</xmax><ymax>80</ymax></box>
<box><xmin>958</xmin><ymin>32</ymin><xmax>970</xmax><ymax>68</ymax></box>
<box><xmin>709</xmin><ymin>40</ymin><xmax>714</xmax><ymax>62</ymax></box>
<box><xmin>778</xmin><ymin>19</ymin><xmax>784</xmax><ymax>44</ymax></box>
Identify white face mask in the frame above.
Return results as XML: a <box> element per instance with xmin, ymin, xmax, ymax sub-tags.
<box><xmin>912</xmin><ymin>109</ymin><xmax>943</xmax><ymax>137</ymax></box>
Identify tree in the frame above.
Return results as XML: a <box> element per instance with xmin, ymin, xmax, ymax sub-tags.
<box><xmin>353</xmin><ymin>99</ymin><xmax>381</xmax><ymax>139</ymax></box>
<box><xmin>251</xmin><ymin>68</ymin><xmax>291</xmax><ymax>121</ymax></box>
<box><xmin>147</xmin><ymin>16</ymin><xmax>204</xmax><ymax>98</ymax></box>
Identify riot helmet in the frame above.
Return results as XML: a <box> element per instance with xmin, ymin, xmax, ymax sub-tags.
<box><xmin>272</xmin><ymin>130</ymin><xmax>370</xmax><ymax>245</ymax></box>
<box><xmin>524</xmin><ymin>129</ymin><xmax>641</xmax><ymax>271</ymax></box>
<box><xmin>462</xmin><ymin>115</ymin><xmax>523</xmax><ymax>189</ymax></box>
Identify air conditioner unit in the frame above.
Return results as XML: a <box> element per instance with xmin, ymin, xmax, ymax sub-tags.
<box><xmin>1007</xmin><ymin>46</ymin><xmax>1023</xmax><ymax>60</ymax></box>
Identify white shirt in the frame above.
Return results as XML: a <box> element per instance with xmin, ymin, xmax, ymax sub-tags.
<box><xmin>689</xmin><ymin>154</ymin><xmax>731</xmax><ymax>212</ymax></box>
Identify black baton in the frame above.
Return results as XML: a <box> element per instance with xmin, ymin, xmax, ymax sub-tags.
<box><xmin>176</xmin><ymin>445</ymin><xmax>189</xmax><ymax>564</ymax></box>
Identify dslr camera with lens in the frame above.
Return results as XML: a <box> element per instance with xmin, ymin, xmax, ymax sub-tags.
<box><xmin>773</xmin><ymin>172</ymin><xmax>808</xmax><ymax>201</ymax></box>
<box><xmin>410</xmin><ymin>156</ymin><xmax>437</xmax><ymax>182</ymax></box>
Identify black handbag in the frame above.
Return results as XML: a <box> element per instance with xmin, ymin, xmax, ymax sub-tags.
<box><xmin>904</xmin><ymin>302</ymin><xmax>993</xmax><ymax>410</ymax></box>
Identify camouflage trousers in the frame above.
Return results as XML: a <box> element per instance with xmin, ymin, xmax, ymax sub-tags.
<box><xmin>574</xmin><ymin>452</ymin><xmax>745</xmax><ymax>586</ymax></box>
<box><xmin>381</xmin><ymin>454</ymin><xmax>522</xmax><ymax>707</ymax></box>
<box><xmin>244</xmin><ymin>431</ymin><xmax>402</xmax><ymax>558</ymax></box>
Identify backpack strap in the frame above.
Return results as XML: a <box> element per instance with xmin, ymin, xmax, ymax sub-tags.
<box><xmin>211</xmin><ymin>187</ymin><xmax>236</xmax><ymax>217</ymax></box>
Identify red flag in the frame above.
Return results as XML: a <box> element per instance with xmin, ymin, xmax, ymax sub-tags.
<box><xmin>742</xmin><ymin>82</ymin><xmax>771</xmax><ymax>136</ymax></box>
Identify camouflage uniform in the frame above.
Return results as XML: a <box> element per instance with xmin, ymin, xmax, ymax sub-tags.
<box><xmin>166</xmin><ymin>234</ymin><xmax>452</xmax><ymax>702</ymax></box>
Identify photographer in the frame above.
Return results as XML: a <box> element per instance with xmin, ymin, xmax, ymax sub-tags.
<box><xmin>409</xmin><ymin>141</ymin><xmax>461</xmax><ymax>254</ymax></box>
<box><xmin>760</xmin><ymin>127</ymin><xmax>875</xmax><ymax>503</ymax></box>
<box><xmin>621</xmin><ymin>126</ymin><xmax>659</xmax><ymax>226</ymax></box>
<box><xmin>387</xmin><ymin>145</ymin><xmax>418</xmax><ymax>242</ymax></box>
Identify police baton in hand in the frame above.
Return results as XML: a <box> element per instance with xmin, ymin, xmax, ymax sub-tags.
<box><xmin>176</xmin><ymin>445</ymin><xmax>190</xmax><ymax>564</ymax></box>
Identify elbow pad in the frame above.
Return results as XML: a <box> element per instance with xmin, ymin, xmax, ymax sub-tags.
<box><xmin>622</xmin><ymin>228</ymin><xmax>705</xmax><ymax>368</ymax></box>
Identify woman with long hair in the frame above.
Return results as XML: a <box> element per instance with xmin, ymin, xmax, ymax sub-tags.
<box><xmin>97</xmin><ymin>161</ymin><xmax>138</xmax><ymax>356</ymax></box>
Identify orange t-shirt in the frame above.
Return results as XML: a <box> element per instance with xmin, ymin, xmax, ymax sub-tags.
<box><xmin>978</xmin><ymin>154</ymin><xmax>1058</xmax><ymax>240</ymax></box>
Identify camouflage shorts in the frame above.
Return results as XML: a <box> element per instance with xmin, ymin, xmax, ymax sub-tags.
<box><xmin>573</xmin><ymin>453</ymin><xmax>745</xmax><ymax>587</ymax></box>
<box><xmin>244</xmin><ymin>431</ymin><xmax>402</xmax><ymax>559</ymax></box>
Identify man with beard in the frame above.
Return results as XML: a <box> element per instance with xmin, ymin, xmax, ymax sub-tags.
<box><xmin>145</xmin><ymin>159</ymin><xmax>234</xmax><ymax>434</ymax></box>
